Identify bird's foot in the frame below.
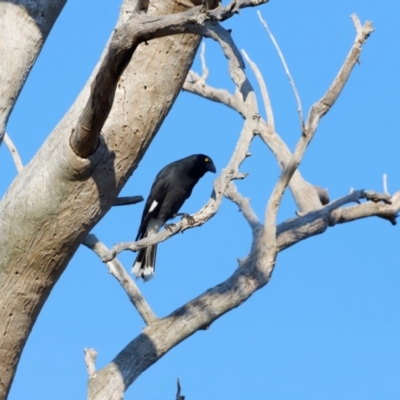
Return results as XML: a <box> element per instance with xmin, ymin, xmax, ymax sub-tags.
<box><xmin>163</xmin><ymin>222</ymin><xmax>176</xmax><ymax>232</ymax></box>
<box><xmin>182</xmin><ymin>213</ymin><xmax>195</xmax><ymax>225</ymax></box>
<box><xmin>174</xmin><ymin>212</ymin><xmax>195</xmax><ymax>225</ymax></box>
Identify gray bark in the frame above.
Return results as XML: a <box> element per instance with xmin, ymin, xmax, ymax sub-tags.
<box><xmin>0</xmin><ymin>0</ymin><xmax>218</xmax><ymax>398</ymax></box>
<box><xmin>0</xmin><ymin>0</ymin><xmax>67</xmax><ymax>141</ymax></box>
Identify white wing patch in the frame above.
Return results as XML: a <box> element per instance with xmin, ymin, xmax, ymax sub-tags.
<box><xmin>149</xmin><ymin>200</ymin><xmax>158</xmax><ymax>212</ymax></box>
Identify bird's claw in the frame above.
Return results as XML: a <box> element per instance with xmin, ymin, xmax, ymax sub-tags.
<box><xmin>181</xmin><ymin>213</ymin><xmax>195</xmax><ymax>225</ymax></box>
<box><xmin>164</xmin><ymin>222</ymin><xmax>176</xmax><ymax>232</ymax></box>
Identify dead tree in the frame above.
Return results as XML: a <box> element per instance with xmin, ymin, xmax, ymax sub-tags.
<box><xmin>0</xmin><ymin>1</ymin><xmax>397</xmax><ymax>399</ymax></box>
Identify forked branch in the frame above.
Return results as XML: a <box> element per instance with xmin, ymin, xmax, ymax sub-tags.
<box><xmin>86</xmin><ymin>13</ymin><xmax>384</xmax><ymax>400</ymax></box>
<box><xmin>70</xmin><ymin>0</ymin><xmax>269</xmax><ymax>157</ymax></box>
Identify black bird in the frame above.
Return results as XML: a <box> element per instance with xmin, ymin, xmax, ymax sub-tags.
<box><xmin>132</xmin><ymin>154</ymin><xmax>216</xmax><ymax>281</ymax></box>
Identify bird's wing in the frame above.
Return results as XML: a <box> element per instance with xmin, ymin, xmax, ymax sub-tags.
<box><xmin>135</xmin><ymin>172</ymin><xmax>172</xmax><ymax>240</ymax></box>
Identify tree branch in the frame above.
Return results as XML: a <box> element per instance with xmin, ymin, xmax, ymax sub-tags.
<box><xmin>104</xmin><ymin>23</ymin><xmax>261</xmax><ymax>261</ymax></box>
<box><xmin>261</xmin><ymin>11</ymin><xmax>374</xmax><ymax>247</ymax></box>
<box><xmin>70</xmin><ymin>0</ymin><xmax>269</xmax><ymax>157</ymax></box>
<box><xmin>113</xmin><ymin>196</ymin><xmax>143</xmax><ymax>206</ymax></box>
<box><xmin>184</xmin><ymin>50</ymin><xmax>322</xmax><ymax>214</ymax></box>
<box><xmin>305</xmin><ymin>15</ymin><xmax>374</xmax><ymax>134</ymax></box>
<box><xmin>242</xmin><ymin>49</ymin><xmax>275</xmax><ymax>132</ymax></box>
<box><xmin>88</xmin><ymin>187</ymin><xmax>400</xmax><ymax>400</ymax></box>
<box><xmin>277</xmin><ymin>190</ymin><xmax>399</xmax><ymax>251</ymax></box>
<box><xmin>257</xmin><ymin>11</ymin><xmax>304</xmax><ymax>129</ymax></box>
<box><xmin>3</xmin><ymin>132</ymin><xmax>23</xmax><ymax>173</ymax></box>
<box><xmin>85</xmin><ymin>13</ymin><xmax>382</xmax><ymax>400</ymax></box>
<box><xmin>0</xmin><ymin>0</ymin><xmax>67</xmax><ymax>157</ymax></box>
<box><xmin>184</xmin><ymin>74</ymin><xmax>245</xmax><ymax>114</ymax></box>
<box><xmin>224</xmin><ymin>182</ymin><xmax>261</xmax><ymax>231</ymax></box>
<box><xmin>82</xmin><ymin>234</ymin><xmax>157</xmax><ymax>325</ymax></box>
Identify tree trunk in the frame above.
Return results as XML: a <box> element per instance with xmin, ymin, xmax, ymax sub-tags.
<box><xmin>0</xmin><ymin>0</ymin><xmax>217</xmax><ymax>398</ymax></box>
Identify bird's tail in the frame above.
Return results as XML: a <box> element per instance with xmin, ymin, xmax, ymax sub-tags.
<box><xmin>132</xmin><ymin>244</ymin><xmax>157</xmax><ymax>281</ymax></box>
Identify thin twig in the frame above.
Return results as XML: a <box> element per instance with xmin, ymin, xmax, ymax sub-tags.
<box><xmin>257</xmin><ymin>11</ymin><xmax>304</xmax><ymax>130</ymax></box>
<box><xmin>82</xmin><ymin>234</ymin><xmax>157</xmax><ymax>325</ymax></box>
<box><xmin>3</xmin><ymin>132</ymin><xmax>23</xmax><ymax>172</ymax></box>
<box><xmin>305</xmin><ymin>15</ymin><xmax>374</xmax><ymax>134</ymax></box>
<box><xmin>199</xmin><ymin>41</ymin><xmax>209</xmax><ymax>82</ymax></box>
<box><xmin>241</xmin><ymin>49</ymin><xmax>275</xmax><ymax>132</ymax></box>
<box><xmin>383</xmin><ymin>174</ymin><xmax>389</xmax><ymax>195</ymax></box>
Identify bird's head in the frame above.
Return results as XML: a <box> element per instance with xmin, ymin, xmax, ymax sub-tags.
<box><xmin>198</xmin><ymin>154</ymin><xmax>216</xmax><ymax>174</ymax></box>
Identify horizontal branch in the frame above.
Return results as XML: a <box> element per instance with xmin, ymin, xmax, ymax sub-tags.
<box><xmin>331</xmin><ymin>191</ymin><xmax>399</xmax><ymax>226</ymax></box>
<box><xmin>91</xmin><ymin>188</ymin><xmax>399</xmax><ymax>397</ymax></box>
<box><xmin>184</xmin><ymin>73</ymin><xmax>245</xmax><ymax>114</ymax></box>
<box><xmin>113</xmin><ymin>196</ymin><xmax>143</xmax><ymax>206</ymax></box>
<box><xmin>277</xmin><ymin>190</ymin><xmax>399</xmax><ymax>251</ymax></box>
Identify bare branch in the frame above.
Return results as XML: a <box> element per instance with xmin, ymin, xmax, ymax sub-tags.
<box><xmin>184</xmin><ymin>51</ymin><xmax>322</xmax><ymax>213</ymax></box>
<box><xmin>208</xmin><ymin>0</ymin><xmax>270</xmax><ymax>22</ymax></box>
<box><xmin>70</xmin><ymin>1</ymin><xmax>269</xmax><ymax>157</ymax></box>
<box><xmin>277</xmin><ymin>190</ymin><xmax>399</xmax><ymax>250</ymax></box>
<box><xmin>383</xmin><ymin>174</ymin><xmax>389</xmax><ymax>195</ymax></box>
<box><xmin>113</xmin><ymin>196</ymin><xmax>143</xmax><ymax>206</ymax></box>
<box><xmin>241</xmin><ymin>49</ymin><xmax>275</xmax><ymax>132</ymax></box>
<box><xmin>82</xmin><ymin>234</ymin><xmax>158</xmax><ymax>325</ymax></box>
<box><xmin>262</xmin><ymin>11</ymin><xmax>376</xmax><ymax>268</ymax></box>
<box><xmin>89</xmin><ymin>186</ymin><xmax>400</xmax><ymax>399</ymax></box>
<box><xmin>183</xmin><ymin>76</ymin><xmax>245</xmax><ymax>115</ymax></box>
<box><xmin>331</xmin><ymin>191</ymin><xmax>399</xmax><ymax>226</ymax></box>
<box><xmin>305</xmin><ymin>15</ymin><xmax>374</xmax><ymax>134</ymax></box>
<box><xmin>262</xmin><ymin>113</ymin><xmax>316</xmax><ymax>261</ymax></box>
<box><xmin>199</xmin><ymin>41</ymin><xmax>209</xmax><ymax>82</ymax></box>
<box><xmin>225</xmin><ymin>182</ymin><xmax>261</xmax><ymax>230</ymax></box>
<box><xmin>3</xmin><ymin>132</ymin><xmax>23</xmax><ymax>173</ymax></box>
<box><xmin>84</xmin><ymin>348</ymin><xmax>98</xmax><ymax>378</ymax></box>
<box><xmin>258</xmin><ymin>11</ymin><xmax>304</xmax><ymax>129</ymax></box>
<box><xmin>265</xmin><ymin>13</ymin><xmax>374</xmax><ymax>223</ymax></box>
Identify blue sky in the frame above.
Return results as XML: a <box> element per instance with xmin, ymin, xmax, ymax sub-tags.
<box><xmin>2</xmin><ymin>0</ymin><xmax>400</xmax><ymax>399</ymax></box>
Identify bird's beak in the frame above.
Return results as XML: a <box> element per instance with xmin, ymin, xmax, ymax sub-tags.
<box><xmin>208</xmin><ymin>162</ymin><xmax>216</xmax><ymax>173</ymax></box>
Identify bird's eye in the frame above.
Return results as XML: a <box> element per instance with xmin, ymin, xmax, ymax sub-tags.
<box><xmin>204</xmin><ymin>157</ymin><xmax>209</xmax><ymax>163</ymax></box>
